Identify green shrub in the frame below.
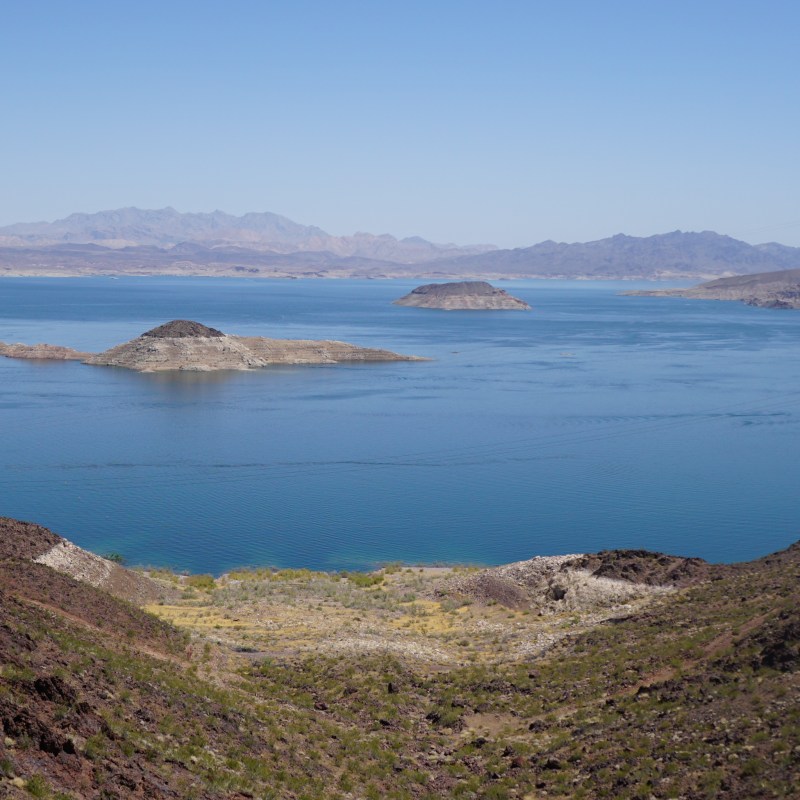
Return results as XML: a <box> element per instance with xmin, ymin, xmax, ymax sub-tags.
<box><xmin>84</xmin><ymin>733</ymin><xmax>108</xmax><ymax>760</ymax></box>
<box><xmin>185</xmin><ymin>574</ymin><xmax>216</xmax><ymax>591</ymax></box>
<box><xmin>342</xmin><ymin>572</ymin><xmax>384</xmax><ymax>589</ymax></box>
<box><xmin>25</xmin><ymin>775</ymin><xmax>49</xmax><ymax>798</ymax></box>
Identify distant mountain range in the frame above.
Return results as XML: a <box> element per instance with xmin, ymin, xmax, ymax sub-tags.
<box><xmin>429</xmin><ymin>231</ymin><xmax>800</xmax><ymax>280</ymax></box>
<box><xmin>2</xmin><ymin>207</ymin><xmax>800</xmax><ymax>280</ymax></box>
<box><xmin>0</xmin><ymin>207</ymin><xmax>494</xmax><ymax>264</ymax></box>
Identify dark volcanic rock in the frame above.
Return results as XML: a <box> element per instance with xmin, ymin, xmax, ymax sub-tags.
<box><xmin>0</xmin><ymin>517</ymin><xmax>61</xmax><ymax>560</ymax></box>
<box><xmin>572</xmin><ymin>549</ymin><xmax>716</xmax><ymax>587</ymax></box>
<box><xmin>411</xmin><ymin>281</ymin><xmax>499</xmax><ymax>297</ymax></box>
<box><xmin>750</xmin><ymin>608</ymin><xmax>800</xmax><ymax>671</ymax></box>
<box><xmin>33</xmin><ymin>675</ymin><xmax>78</xmax><ymax>704</ymax></box>
<box><xmin>141</xmin><ymin>320</ymin><xmax>225</xmax><ymax>338</ymax></box>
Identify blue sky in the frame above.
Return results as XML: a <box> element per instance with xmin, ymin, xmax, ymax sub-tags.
<box><xmin>2</xmin><ymin>0</ymin><xmax>799</xmax><ymax>247</ymax></box>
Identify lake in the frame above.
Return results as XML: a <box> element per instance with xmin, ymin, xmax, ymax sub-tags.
<box><xmin>1</xmin><ymin>277</ymin><xmax>798</xmax><ymax>573</ymax></box>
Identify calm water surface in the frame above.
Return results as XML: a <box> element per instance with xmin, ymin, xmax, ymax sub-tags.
<box><xmin>1</xmin><ymin>277</ymin><xmax>798</xmax><ymax>572</ymax></box>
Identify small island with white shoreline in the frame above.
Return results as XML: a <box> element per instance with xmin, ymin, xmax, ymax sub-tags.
<box><xmin>0</xmin><ymin>319</ymin><xmax>427</xmax><ymax>372</ymax></box>
<box><xmin>393</xmin><ymin>280</ymin><xmax>531</xmax><ymax>310</ymax></box>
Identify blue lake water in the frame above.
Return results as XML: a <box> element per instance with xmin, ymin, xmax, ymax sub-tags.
<box><xmin>1</xmin><ymin>277</ymin><xmax>799</xmax><ymax>573</ymax></box>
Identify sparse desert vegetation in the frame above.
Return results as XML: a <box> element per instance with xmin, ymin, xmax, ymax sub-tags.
<box><xmin>144</xmin><ymin>559</ymin><xmax>659</xmax><ymax>666</ymax></box>
<box><xmin>2</xmin><ymin>517</ymin><xmax>798</xmax><ymax>798</ymax></box>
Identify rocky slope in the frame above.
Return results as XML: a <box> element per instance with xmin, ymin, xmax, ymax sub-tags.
<box><xmin>437</xmin><ymin>553</ymin><xmax>679</xmax><ymax>613</ymax></box>
<box><xmin>624</xmin><ymin>267</ymin><xmax>800</xmax><ymax>309</ymax></box>
<box><xmin>393</xmin><ymin>280</ymin><xmax>531</xmax><ymax>310</ymax></box>
<box><xmin>0</xmin><ymin>319</ymin><xmax>425</xmax><ymax>372</ymax></box>
<box><xmin>1</xmin><ymin>516</ymin><xmax>798</xmax><ymax>799</ymax></box>
<box><xmin>0</xmin><ymin>516</ymin><xmax>167</xmax><ymax>605</ymax></box>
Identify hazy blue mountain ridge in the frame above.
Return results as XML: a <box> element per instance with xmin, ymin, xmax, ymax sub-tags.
<box><xmin>0</xmin><ymin>207</ymin><xmax>494</xmax><ymax>264</ymax></box>
<box><xmin>2</xmin><ymin>208</ymin><xmax>800</xmax><ymax>278</ymax></box>
<box><xmin>432</xmin><ymin>231</ymin><xmax>800</xmax><ymax>279</ymax></box>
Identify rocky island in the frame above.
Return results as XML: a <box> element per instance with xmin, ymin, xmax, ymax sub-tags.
<box><xmin>393</xmin><ymin>280</ymin><xmax>531</xmax><ymax>310</ymax></box>
<box><xmin>625</xmin><ymin>267</ymin><xmax>800</xmax><ymax>309</ymax></box>
<box><xmin>0</xmin><ymin>319</ymin><xmax>425</xmax><ymax>372</ymax></box>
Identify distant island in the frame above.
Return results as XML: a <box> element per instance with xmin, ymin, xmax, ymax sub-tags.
<box><xmin>393</xmin><ymin>280</ymin><xmax>531</xmax><ymax>310</ymax></box>
<box><xmin>3</xmin><ymin>207</ymin><xmax>800</xmax><ymax>280</ymax></box>
<box><xmin>624</xmin><ymin>267</ymin><xmax>800</xmax><ymax>309</ymax></box>
<box><xmin>0</xmin><ymin>319</ymin><xmax>426</xmax><ymax>372</ymax></box>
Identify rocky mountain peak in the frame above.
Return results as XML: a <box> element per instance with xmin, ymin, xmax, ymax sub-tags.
<box><xmin>141</xmin><ymin>320</ymin><xmax>225</xmax><ymax>338</ymax></box>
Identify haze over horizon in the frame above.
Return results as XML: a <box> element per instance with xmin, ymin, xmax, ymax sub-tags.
<box><xmin>3</xmin><ymin>204</ymin><xmax>799</xmax><ymax>251</ymax></box>
<box><xmin>2</xmin><ymin>1</ymin><xmax>799</xmax><ymax>248</ymax></box>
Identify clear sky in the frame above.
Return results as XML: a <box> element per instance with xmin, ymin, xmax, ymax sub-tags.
<box><xmin>2</xmin><ymin>0</ymin><xmax>799</xmax><ymax>247</ymax></box>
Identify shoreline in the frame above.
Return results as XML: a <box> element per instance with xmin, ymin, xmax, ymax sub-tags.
<box><xmin>16</xmin><ymin>515</ymin><xmax>729</xmax><ymax>667</ymax></box>
<box><xmin>0</xmin><ymin>271</ymin><xmax>716</xmax><ymax>282</ymax></box>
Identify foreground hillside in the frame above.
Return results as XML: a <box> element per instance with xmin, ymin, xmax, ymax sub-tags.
<box><xmin>1</xmin><ymin>517</ymin><xmax>798</xmax><ymax>799</ymax></box>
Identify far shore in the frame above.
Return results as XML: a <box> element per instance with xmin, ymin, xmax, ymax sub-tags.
<box><xmin>0</xmin><ymin>270</ymin><xmax>705</xmax><ymax>282</ymax></box>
